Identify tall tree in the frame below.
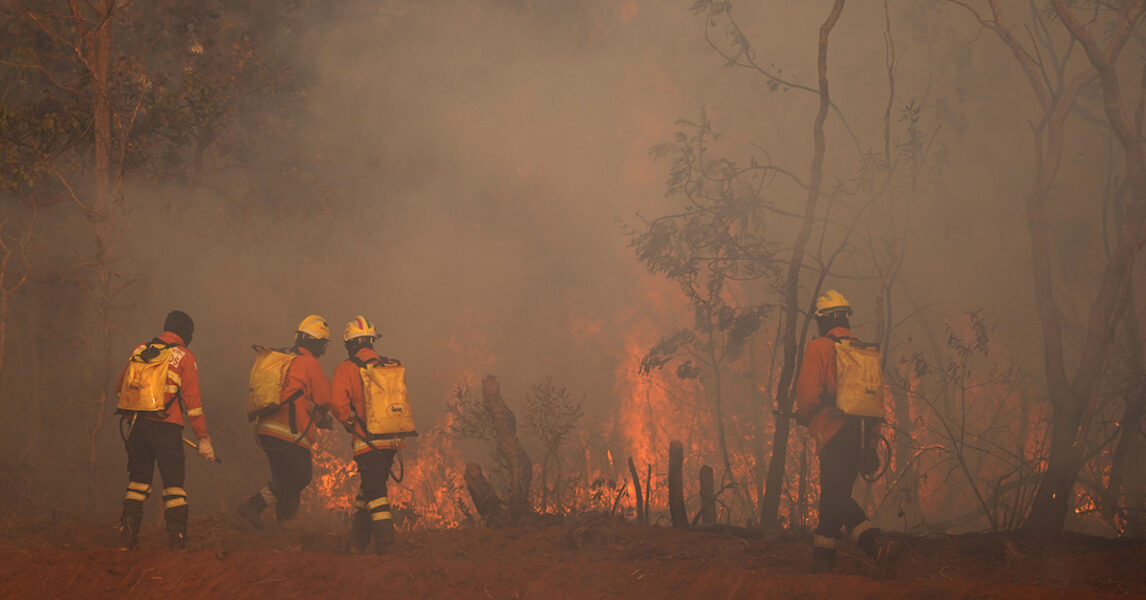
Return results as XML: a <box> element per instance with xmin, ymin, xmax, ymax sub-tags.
<box><xmin>1026</xmin><ymin>0</ymin><xmax>1146</xmax><ymax>533</ymax></box>
<box><xmin>15</xmin><ymin>0</ymin><xmax>142</xmax><ymax>509</ymax></box>
<box><xmin>0</xmin><ymin>0</ymin><xmax>322</xmax><ymax>510</ymax></box>
<box><xmin>0</xmin><ymin>210</ymin><xmax>32</xmax><ymax>377</ymax></box>
<box><xmin>632</xmin><ymin>110</ymin><xmax>777</xmax><ymax>520</ymax></box>
<box><xmin>760</xmin><ymin>0</ymin><xmax>848</xmax><ymax>530</ymax></box>
<box><xmin>950</xmin><ymin>0</ymin><xmax>1146</xmax><ymax>532</ymax></box>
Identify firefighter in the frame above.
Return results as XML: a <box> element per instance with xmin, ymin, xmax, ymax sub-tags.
<box><xmin>329</xmin><ymin>316</ymin><xmax>406</xmax><ymax>554</ymax></box>
<box><xmin>237</xmin><ymin>314</ymin><xmax>333</xmax><ymax>530</ymax></box>
<box><xmin>795</xmin><ymin>290</ymin><xmax>889</xmax><ymax>572</ymax></box>
<box><xmin>115</xmin><ymin>310</ymin><xmax>215</xmax><ymax>550</ymax></box>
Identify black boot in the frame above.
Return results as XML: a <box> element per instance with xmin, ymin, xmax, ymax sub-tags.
<box><xmin>168</xmin><ymin>530</ymin><xmax>187</xmax><ymax>549</ymax></box>
<box><xmin>857</xmin><ymin>528</ymin><xmax>900</xmax><ymax>568</ymax></box>
<box><xmin>349</xmin><ymin>509</ymin><xmax>372</xmax><ymax>554</ymax></box>
<box><xmin>239</xmin><ymin>493</ymin><xmax>269</xmax><ymax>530</ymax></box>
<box><xmin>165</xmin><ymin>502</ymin><xmax>190</xmax><ymax>550</ymax></box>
<box><xmin>856</xmin><ymin>527</ymin><xmax>882</xmax><ymax>559</ymax></box>
<box><xmin>120</xmin><ymin>514</ymin><xmax>142</xmax><ymax>551</ymax></box>
<box><xmin>372</xmin><ymin>520</ymin><xmax>395</xmax><ymax>555</ymax></box>
<box><xmin>811</xmin><ymin>547</ymin><xmax>836</xmax><ymax>573</ymax></box>
<box><xmin>120</xmin><ymin>492</ymin><xmax>146</xmax><ymax>551</ymax></box>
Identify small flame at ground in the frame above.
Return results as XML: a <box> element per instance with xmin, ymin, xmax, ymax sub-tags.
<box><xmin>301</xmin><ymin>430</ymin><xmax>358</xmax><ymax>523</ymax></box>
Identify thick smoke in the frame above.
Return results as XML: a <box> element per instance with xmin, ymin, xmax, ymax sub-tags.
<box><xmin>3</xmin><ymin>1</ymin><xmax>1140</xmax><ymax>532</ymax></box>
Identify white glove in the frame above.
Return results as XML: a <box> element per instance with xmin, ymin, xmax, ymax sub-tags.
<box><xmin>197</xmin><ymin>437</ymin><xmax>216</xmax><ymax>462</ymax></box>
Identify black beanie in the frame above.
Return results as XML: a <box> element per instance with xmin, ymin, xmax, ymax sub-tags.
<box><xmin>163</xmin><ymin>310</ymin><xmax>194</xmax><ymax>344</ymax></box>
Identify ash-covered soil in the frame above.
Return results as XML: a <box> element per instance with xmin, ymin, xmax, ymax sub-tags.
<box><xmin>0</xmin><ymin>511</ymin><xmax>1143</xmax><ymax>599</ymax></box>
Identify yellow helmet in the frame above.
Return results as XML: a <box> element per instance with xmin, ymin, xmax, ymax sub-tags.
<box><xmin>814</xmin><ymin>289</ymin><xmax>852</xmax><ymax>318</ymax></box>
<box><xmin>343</xmin><ymin>315</ymin><xmax>378</xmax><ymax>342</ymax></box>
<box><xmin>296</xmin><ymin>314</ymin><xmax>330</xmax><ymax>340</ymax></box>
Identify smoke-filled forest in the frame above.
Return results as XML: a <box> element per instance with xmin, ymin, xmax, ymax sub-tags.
<box><xmin>2</xmin><ymin>1</ymin><xmax>1146</xmax><ymax>598</ymax></box>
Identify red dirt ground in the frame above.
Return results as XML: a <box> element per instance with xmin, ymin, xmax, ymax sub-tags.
<box><xmin>1</xmin><ymin>512</ymin><xmax>1143</xmax><ymax>599</ymax></box>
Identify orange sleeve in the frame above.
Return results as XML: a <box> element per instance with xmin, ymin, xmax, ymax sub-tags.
<box><xmin>796</xmin><ymin>337</ymin><xmax>832</xmax><ymax>418</ymax></box>
<box><xmin>329</xmin><ymin>361</ymin><xmax>355</xmax><ymax>424</ymax></box>
<box><xmin>306</xmin><ymin>356</ymin><xmax>331</xmax><ymax>410</ymax></box>
<box><xmin>179</xmin><ymin>352</ymin><xmax>209</xmax><ymax>439</ymax></box>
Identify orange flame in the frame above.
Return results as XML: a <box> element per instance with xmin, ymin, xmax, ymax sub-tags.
<box><xmin>301</xmin><ymin>429</ymin><xmax>358</xmax><ymax>524</ymax></box>
<box><xmin>388</xmin><ymin>416</ymin><xmax>472</xmax><ymax>530</ymax></box>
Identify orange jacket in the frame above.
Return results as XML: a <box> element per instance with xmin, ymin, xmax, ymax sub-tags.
<box><xmin>254</xmin><ymin>346</ymin><xmax>331</xmax><ymax>449</ymax></box>
<box><xmin>330</xmin><ymin>348</ymin><xmax>405</xmax><ymax>456</ymax></box>
<box><xmin>797</xmin><ymin>326</ymin><xmax>879</xmax><ymax>452</ymax></box>
<box><xmin>114</xmin><ymin>331</ymin><xmax>209</xmax><ymax>440</ymax></box>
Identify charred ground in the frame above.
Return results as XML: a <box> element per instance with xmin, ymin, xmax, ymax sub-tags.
<box><xmin>1</xmin><ymin>512</ymin><xmax>1143</xmax><ymax>599</ymax></box>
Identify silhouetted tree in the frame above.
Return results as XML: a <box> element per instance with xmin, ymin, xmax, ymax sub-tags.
<box><xmin>949</xmin><ymin>0</ymin><xmax>1146</xmax><ymax>533</ymax></box>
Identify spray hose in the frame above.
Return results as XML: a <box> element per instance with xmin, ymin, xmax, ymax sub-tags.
<box><xmin>344</xmin><ymin>405</ymin><xmax>407</xmax><ymax>483</ymax></box>
<box><xmin>350</xmin><ymin>421</ymin><xmax>405</xmax><ymax>483</ymax></box>
<box><xmin>861</xmin><ymin>431</ymin><xmax>891</xmax><ymax>483</ymax></box>
<box><xmin>118</xmin><ymin>414</ymin><xmax>139</xmax><ymax>450</ymax></box>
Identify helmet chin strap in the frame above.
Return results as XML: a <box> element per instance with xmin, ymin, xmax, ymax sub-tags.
<box><xmin>817</xmin><ymin>313</ymin><xmax>850</xmax><ymax>336</ymax></box>
<box><xmin>344</xmin><ymin>336</ymin><xmax>375</xmax><ymax>357</ymax></box>
<box><xmin>295</xmin><ymin>332</ymin><xmax>330</xmax><ymax>358</ymax></box>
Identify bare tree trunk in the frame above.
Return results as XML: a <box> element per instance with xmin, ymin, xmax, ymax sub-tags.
<box><xmin>88</xmin><ymin>0</ymin><xmax>113</xmax><ymax>206</ymax></box>
<box><xmin>76</xmin><ymin>0</ymin><xmax>118</xmax><ymax>515</ymax></box>
<box><xmin>1099</xmin><ymin>68</ymin><xmax>1146</xmax><ymax>532</ymax></box>
<box><xmin>538</xmin><ymin>451</ymin><xmax>551</xmax><ymax>512</ymax></box>
<box><xmin>948</xmin><ymin>0</ymin><xmax>1145</xmax><ymax>534</ymax></box>
<box><xmin>1020</xmin><ymin>81</ymin><xmax>1088</xmax><ymax>530</ymax></box>
<box><xmin>699</xmin><ymin>465</ymin><xmax>716</xmax><ymax>526</ymax></box>
<box><xmin>628</xmin><ymin>456</ymin><xmax>646</xmax><ymax>525</ymax></box>
<box><xmin>1101</xmin><ymin>286</ymin><xmax>1146</xmax><ymax>530</ymax></box>
<box><xmin>796</xmin><ymin>436</ymin><xmax>809</xmax><ymax>530</ymax></box>
<box><xmin>669</xmin><ymin>440</ymin><xmax>686</xmax><ymax>528</ymax></box>
<box><xmin>872</xmin><ymin>0</ymin><xmax>918</xmax><ymax>531</ymax></box>
<box><xmin>464</xmin><ymin>463</ymin><xmax>505</xmax><ymax>527</ymax></box>
<box><xmin>643</xmin><ymin>463</ymin><xmax>652</xmax><ymax>524</ymax></box>
<box><xmin>1103</xmin><ymin>388</ymin><xmax>1146</xmax><ymax>530</ymax></box>
<box><xmin>750</xmin><ymin>345</ymin><xmax>767</xmax><ymax>525</ymax></box>
<box><xmin>1024</xmin><ymin>0</ymin><xmax>1146</xmax><ymax>533</ymax></box>
<box><xmin>761</xmin><ymin>0</ymin><xmax>847</xmax><ymax>530</ymax></box>
<box><xmin>0</xmin><ymin>217</ymin><xmax>31</xmax><ymax>377</ymax></box>
<box><xmin>481</xmin><ymin>376</ymin><xmax>533</xmax><ymax>519</ymax></box>
<box><xmin>887</xmin><ymin>369</ymin><xmax>919</xmax><ymax>524</ymax></box>
<box><xmin>705</xmin><ymin>339</ymin><xmax>751</xmax><ymax>520</ymax></box>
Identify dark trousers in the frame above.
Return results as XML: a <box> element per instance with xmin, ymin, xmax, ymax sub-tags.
<box><xmin>352</xmin><ymin>448</ymin><xmax>396</xmax><ymax>547</ymax></box>
<box><xmin>357</xmin><ymin>449</ymin><xmax>395</xmax><ymax>509</ymax></box>
<box><xmin>259</xmin><ymin>435</ymin><xmax>313</xmax><ymax>521</ymax></box>
<box><xmin>815</xmin><ymin>419</ymin><xmax>868</xmax><ymax>540</ymax></box>
<box><xmin>122</xmin><ymin>419</ymin><xmax>187</xmax><ymax>535</ymax></box>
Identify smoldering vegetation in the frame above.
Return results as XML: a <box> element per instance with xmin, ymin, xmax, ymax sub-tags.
<box><xmin>0</xmin><ymin>0</ymin><xmax>1143</xmax><ymax>538</ymax></box>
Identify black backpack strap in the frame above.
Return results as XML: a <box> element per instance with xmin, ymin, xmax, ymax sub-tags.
<box><xmin>163</xmin><ymin>388</ymin><xmax>182</xmax><ymax>417</ymax></box>
<box><xmin>282</xmin><ymin>388</ymin><xmax>304</xmax><ymax>434</ymax></box>
<box><xmin>136</xmin><ymin>338</ymin><xmax>177</xmax><ymax>362</ymax></box>
<box><xmin>347</xmin><ymin>357</ymin><xmax>374</xmax><ymax>444</ymax></box>
<box><xmin>351</xmin><ymin>355</ymin><xmax>385</xmax><ymax>369</ymax></box>
<box><xmin>277</xmin><ymin>347</ymin><xmax>304</xmax><ymax>433</ymax></box>
<box><xmin>831</xmin><ymin>335</ymin><xmax>879</xmax><ymax>350</ymax></box>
